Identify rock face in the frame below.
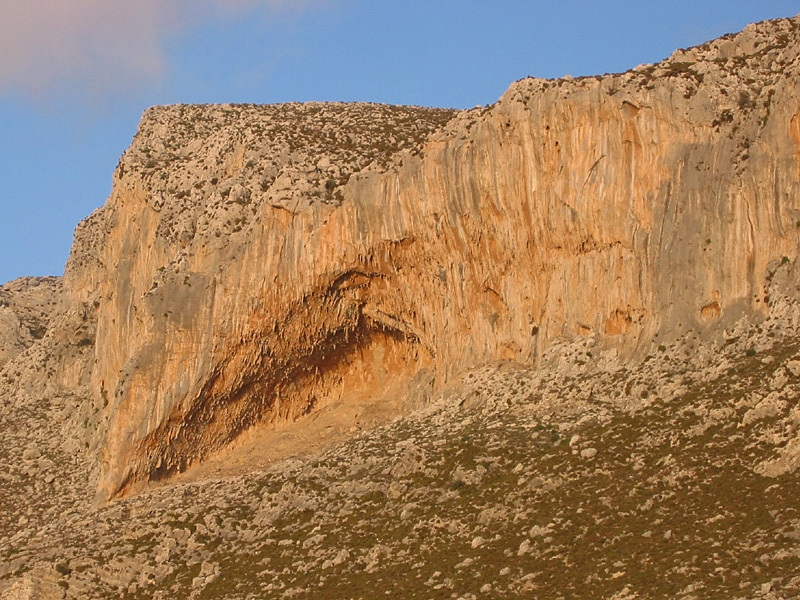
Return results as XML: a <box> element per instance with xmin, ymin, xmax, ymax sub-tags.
<box><xmin>51</xmin><ymin>15</ymin><xmax>800</xmax><ymax>500</ymax></box>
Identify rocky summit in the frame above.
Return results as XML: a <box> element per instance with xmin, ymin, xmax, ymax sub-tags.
<box><xmin>3</xmin><ymin>14</ymin><xmax>800</xmax><ymax>600</ymax></box>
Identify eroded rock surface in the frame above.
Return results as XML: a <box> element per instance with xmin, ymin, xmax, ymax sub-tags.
<box><xmin>0</xmin><ymin>278</ymin><xmax>61</xmax><ymax>369</ymax></box>
<box><xmin>67</xmin><ymin>16</ymin><xmax>800</xmax><ymax>500</ymax></box>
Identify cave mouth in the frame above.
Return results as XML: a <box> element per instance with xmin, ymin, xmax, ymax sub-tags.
<box><xmin>146</xmin><ymin>327</ymin><xmax>435</xmax><ymax>491</ymax></box>
<box><xmin>113</xmin><ymin>284</ymin><xmax>433</xmax><ymax>498</ymax></box>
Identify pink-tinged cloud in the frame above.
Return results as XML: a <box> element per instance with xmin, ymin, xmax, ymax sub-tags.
<box><xmin>0</xmin><ymin>0</ymin><xmax>304</xmax><ymax>100</ymax></box>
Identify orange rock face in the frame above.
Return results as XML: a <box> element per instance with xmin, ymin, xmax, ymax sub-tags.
<box><xmin>58</xmin><ymin>18</ymin><xmax>800</xmax><ymax>499</ymax></box>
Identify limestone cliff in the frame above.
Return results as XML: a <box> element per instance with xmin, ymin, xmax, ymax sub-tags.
<box><xmin>58</xmin><ymin>16</ymin><xmax>800</xmax><ymax>500</ymax></box>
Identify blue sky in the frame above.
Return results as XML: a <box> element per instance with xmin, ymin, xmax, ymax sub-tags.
<box><xmin>0</xmin><ymin>0</ymin><xmax>797</xmax><ymax>285</ymax></box>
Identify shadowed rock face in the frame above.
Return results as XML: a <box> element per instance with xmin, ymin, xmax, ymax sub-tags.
<box><xmin>57</xmin><ymin>17</ymin><xmax>800</xmax><ymax>500</ymax></box>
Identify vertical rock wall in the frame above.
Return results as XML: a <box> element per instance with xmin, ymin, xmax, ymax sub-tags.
<box><xmin>57</xmin><ymin>17</ymin><xmax>800</xmax><ymax>499</ymax></box>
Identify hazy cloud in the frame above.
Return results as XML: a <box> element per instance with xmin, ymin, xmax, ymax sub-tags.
<box><xmin>0</xmin><ymin>0</ymin><xmax>305</xmax><ymax>100</ymax></box>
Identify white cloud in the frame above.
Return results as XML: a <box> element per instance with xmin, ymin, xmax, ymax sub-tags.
<box><xmin>0</xmin><ymin>0</ymin><xmax>304</xmax><ymax>100</ymax></box>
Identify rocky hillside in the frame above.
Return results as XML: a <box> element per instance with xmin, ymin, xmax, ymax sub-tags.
<box><xmin>3</xmin><ymin>269</ymin><xmax>800</xmax><ymax>599</ymax></box>
<box><xmin>3</xmin><ymin>13</ymin><xmax>800</xmax><ymax>600</ymax></box>
<box><xmin>0</xmin><ymin>278</ymin><xmax>61</xmax><ymax>370</ymax></box>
